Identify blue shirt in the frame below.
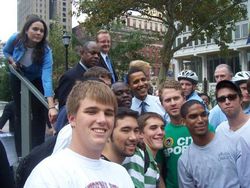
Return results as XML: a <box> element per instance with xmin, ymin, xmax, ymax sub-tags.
<box><xmin>243</xmin><ymin>104</ymin><xmax>250</xmax><ymax>115</ymax></box>
<box><xmin>209</xmin><ymin>104</ymin><xmax>227</xmax><ymax>129</ymax></box>
<box><xmin>3</xmin><ymin>33</ymin><xmax>54</xmax><ymax>97</ymax></box>
<box><xmin>131</xmin><ymin>95</ymin><xmax>166</xmax><ymax>118</ymax></box>
<box><xmin>187</xmin><ymin>91</ymin><xmax>209</xmax><ymax>111</ymax></box>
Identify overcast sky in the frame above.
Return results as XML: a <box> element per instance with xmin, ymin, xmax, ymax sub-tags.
<box><xmin>0</xmin><ymin>0</ymin><xmax>17</xmax><ymax>42</ymax></box>
<box><xmin>0</xmin><ymin>0</ymin><xmax>83</xmax><ymax>42</ymax></box>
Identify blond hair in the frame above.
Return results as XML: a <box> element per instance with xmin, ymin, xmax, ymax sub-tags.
<box><xmin>129</xmin><ymin>60</ymin><xmax>151</xmax><ymax>73</ymax></box>
<box><xmin>66</xmin><ymin>80</ymin><xmax>117</xmax><ymax>115</ymax></box>
<box><xmin>96</xmin><ymin>29</ymin><xmax>110</xmax><ymax>41</ymax></box>
<box><xmin>158</xmin><ymin>79</ymin><xmax>184</xmax><ymax>102</ymax></box>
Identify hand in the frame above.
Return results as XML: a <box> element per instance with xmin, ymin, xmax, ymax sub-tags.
<box><xmin>48</xmin><ymin>108</ymin><xmax>58</xmax><ymax>124</ymax></box>
<box><xmin>13</xmin><ymin>62</ymin><xmax>20</xmax><ymax>70</ymax></box>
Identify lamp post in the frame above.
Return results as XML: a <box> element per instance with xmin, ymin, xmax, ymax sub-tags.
<box><xmin>62</xmin><ymin>32</ymin><xmax>71</xmax><ymax>71</ymax></box>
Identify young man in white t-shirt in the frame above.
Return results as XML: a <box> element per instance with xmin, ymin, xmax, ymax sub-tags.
<box><xmin>215</xmin><ymin>80</ymin><xmax>250</xmax><ymax>145</ymax></box>
<box><xmin>178</xmin><ymin>100</ymin><xmax>250</xmax><ymax>188</ymax></box>
<box><xmin>24</xmin><ymin>81</ymin><xmax>134</xmax><ymax>188</ymax></box>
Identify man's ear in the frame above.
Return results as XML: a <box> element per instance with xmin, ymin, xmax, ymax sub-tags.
<box><xmin>68</xmin><ymin>114</ymin><xmax>76</xmax><ymax>128</ymax></box>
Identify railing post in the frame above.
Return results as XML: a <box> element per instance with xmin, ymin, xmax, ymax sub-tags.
<box><xmin>9</xmin><ymin>65</ymin><xmax>48</xmax><ymax>158</ymax></box>
<box><xmin>21</xmin><ymin>82</ymin><xmax>31</xmax><ymax>157</ymax></box>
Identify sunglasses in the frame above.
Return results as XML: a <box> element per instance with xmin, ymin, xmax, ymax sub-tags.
<box><xmin>216</xmin><ymin>93</ymin><xmax>238</xmax><ymax>103</ymax></box>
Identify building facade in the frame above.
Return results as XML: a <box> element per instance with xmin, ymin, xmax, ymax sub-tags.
<box><xmin>172</xmin><ymin>2</ymin><xmax>250</xmax><ymax>84</ymax></box>
<box><xmin>17</xmin><ymin>0</ymin><xmax>72</xmax><ymax>32</ymax></box>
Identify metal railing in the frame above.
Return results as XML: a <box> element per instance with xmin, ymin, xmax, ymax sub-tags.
<box><xmin>9</xmin><ymin>65</ymin><xmax>48</xmax><ymax>157</ymax></box>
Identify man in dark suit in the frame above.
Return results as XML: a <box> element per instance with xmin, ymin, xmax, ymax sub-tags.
<box><xmin>96</xmin><ymin>30</ymin><xmax>118</xmax><ymax>83</ymax></box>
<box><xmin>55</xmin><ymin>41</ymin><xmax>100</xmax><ymax>109</ymax></box>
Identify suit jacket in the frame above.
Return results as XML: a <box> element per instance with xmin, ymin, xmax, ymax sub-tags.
<box><xmin>55</xmin><ymin>63</ymin><xmax>87</xmax><ymax>109</ymax></box>
<box><xmin>99</xmin><ymin>54</ymin><xmax>118</xmax><ymax>83</ymax></box>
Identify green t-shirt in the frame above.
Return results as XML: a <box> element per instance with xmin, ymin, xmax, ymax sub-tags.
<box><xmin>156</xmin><ymin>122</ymin><xmax>215</xmax><ymax>188</ymax></box>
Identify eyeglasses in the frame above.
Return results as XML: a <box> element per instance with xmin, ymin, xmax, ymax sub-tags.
<box><xmin>216</xmin><ymin>93</ymin><xmax>238</xmax><ymax>103</ymax></box>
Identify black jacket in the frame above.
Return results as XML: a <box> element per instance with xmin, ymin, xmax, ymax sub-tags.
<box><xmin>55</xmin><ymin>63</ymin><xmax>87</xmax><ymax>109</ymax></box>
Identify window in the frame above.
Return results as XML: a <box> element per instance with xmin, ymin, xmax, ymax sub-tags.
<box><xmin>242</xmin><ymin>23</ymin><xmax>248</xmax><ymax>38</ymax></box>
<box><xmin>183</xmin><ymin>37</ymin><xmax>187</xmax><ymax>46</ymax></box>
<box><xmin>194</xmin><ymin>39</ymin><xmax>199</xmax><ymax>45</ymax></box>
<box><xmin>189</xmin><ymin>40</ymin><xmax>193</xmax><ymax>47</ymax></box>
<box><xmin>207</xmin><ymin>37</ymin><xmax>211</xmax><ymax>44</ymax></box>
<box><xmin>144</xmin><ymin>21</ymin><xmax>147</xmax><ymax>30</ymax></box>
<box><xmin>235</xmin><ymin>25</ymin><xmax>240</xmax><ymax>39</ymax></box>
<box><xmin>155</xmin><ymin>23</ymin><xmax>158</xmax><ymax>31</ymax></box>
<box><xmin>133</xmin><ymin>19</ymin><xmax>136</xmax><ymax>27</ymax></box>
<box><xmin>177</xmin><ymin>38</ymin><xmax>181</xmax><ymax>46</ymax></box>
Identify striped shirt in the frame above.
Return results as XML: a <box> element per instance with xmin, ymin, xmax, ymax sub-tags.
<box><xmin>123</xmin><ymin>147</ymin><xmax>160</xmax><ymax>188</ymax></box>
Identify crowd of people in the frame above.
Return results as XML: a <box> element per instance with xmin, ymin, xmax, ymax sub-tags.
<box><xmin>0</xmin><ymin>16</ymin><xmax>250</xmax><ymax>188</ymax></box>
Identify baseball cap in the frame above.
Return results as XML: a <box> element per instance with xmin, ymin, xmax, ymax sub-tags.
<box><xmin>215</xmin><ymin>80</ymin><xmax>242</xmax><ymax>97</ymax></box>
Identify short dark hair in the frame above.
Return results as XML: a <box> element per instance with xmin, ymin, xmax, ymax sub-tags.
<box><xmin>215</xmin><ymin>80</ymin><xmax>242</xmax><ymax>98</ymax></box>
<box><xmin>83</xmin><ymin>66</ymin><xmax>111</xmax><ymax>80</ymax></box>
<box><xmin>180</xmin><ymin>100</ymin><xmax>205</xmax><ymax>118</ymax></box>
<box><xmin>115</xmin><ymin>107</ymin><xmax>138</xmax><ymax>122</ymax></box>
<box><xmin>198</xmin><ymin>93</ymin><xmax>210</xmax><ymax>103</ymax></box>
<box><xmin>127</xmin><ymin>67</ymin><xmax>146</xmax><ymax>84</ymax></box>
<box><xmin>137</xmin><ymin>112</ymin><xmax>164</xmax><ymax>131</ymax></box>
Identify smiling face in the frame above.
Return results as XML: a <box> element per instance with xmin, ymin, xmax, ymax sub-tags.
<box><xmin>161</xmin><ymin>88</ymin><xmax>185</xmax><ymax>119</ymax></box>
<box><xmin>97</xmin><ymin>33</ymin><xmax>111</xmax><ymax>54</ymax></box>
<box><xmin>142</xmin><ymin>117</ymin><xmax>165</xmax><ymax>156</ymax></box>
<box><xmin>111</xmin><ymin>116</ymin><xmax>139</xmax><ymax>157</ymax></box>
<box><xmin>68</xmin><ymin>98</ymin><xmax>115</xmax><ymax>159</ymax></box>
<box><xmin>128</xmin><ymin>71</ymin><xmax>148</xmax><ymax>100</ymax></box>
<box><xmin>26</xmin><ymin>21</ymin><xmax>45</xmax><ymax>46</ymax></box>
<box><xmin>184</xmin><ymin>103</ymin><xmax>208</xmax><ymax>137</ymax></box>
<box><xmin>112</xmin><ymin>82</ymin><xmax>132</xmax><ymax>108</ymax></box>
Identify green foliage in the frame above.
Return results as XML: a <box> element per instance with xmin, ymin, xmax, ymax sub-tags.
<box><xmin>75</xmin><ymin>0</ymin><xmax>247</xmax><ymax>84</ymax></box>
<box><xmin>109</xmin><ymin>26</ymin><xmax>153</xmax><ymax>79</ymax></box>
<box><xmin>48</xmin><ymin>20</ymin><xmax>79</xmax><ymax>88</ymax></box>
<box><xmin>0</xmin><ymin>60</ymin><xmax>11</xmax><ymax>101</ymax></box>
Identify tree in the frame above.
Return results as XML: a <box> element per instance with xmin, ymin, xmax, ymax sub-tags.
<box><xmin>0</xmin><ymin>59</ymin><xmax>12</xmax><ymax>101</ymax></box>
<box><xmin>49</xmin><ymin>20</ymin><xmax>79</xmax><ymax>88</ymax></box>
<box><xmin>74</xmin><ymin>0</ymin><xmax>247</xmax><ymax>84</ymax></box>
<box><xmin>110</xmin><ymin>30</ymin><xmax>150</xmax><ymax>79</ymax></box>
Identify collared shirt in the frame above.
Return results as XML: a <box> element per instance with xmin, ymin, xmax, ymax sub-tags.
<box><xmin>131</xmin><ymin>95</ymin><xmax>166</xmax><ymax>118</ymax></box>
<box><xmin>100</xmin><ymin>52</ymin><xmax>115</xmax><ymax>82</ymax></box>
<box><xmin>209</xmin><ymin>104</ymin><xmax>227</xmax><ymax>129</ymax></box>
<box><xmin>79</xmin><ymin>61</ymin><xmax>88</xmax><ymax>71</ymax></box>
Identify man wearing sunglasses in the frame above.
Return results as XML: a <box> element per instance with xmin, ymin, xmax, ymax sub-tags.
<box><xmin>216</xmin><ymin>80</ymin><xmax>250</xmax><ymax>144</ymax></box>
<box><xmin>209</xmin><ymin>64</ymin><xmax>233</xmax><ymax>129</ymax></box>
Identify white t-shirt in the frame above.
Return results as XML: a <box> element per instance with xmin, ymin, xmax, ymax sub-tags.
<box><xmin>24</xmin><ymin>148</ymin><xmax>134</xmax><ymax>188</ymax></box>
<box><xmin>216</xmin><ymin>117</ymin><xmax>250</xmax><ymax>146</ymax></box>
<box><xmin>53</xmin><ymin>124</ymin><xmax>72</xmax><ymax>154</ymax></box>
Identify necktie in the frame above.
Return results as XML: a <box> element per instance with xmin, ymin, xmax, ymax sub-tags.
<box><xmin>140</xmin><ymin>101</ymin><xmax>147</xmax><ymax>114</ymax></box>
<box><xmin>105</xmin><ymin>56</ymin><xmax>115</xmax><ymax>82</ymax></box>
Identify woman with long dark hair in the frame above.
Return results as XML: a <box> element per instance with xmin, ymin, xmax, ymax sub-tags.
<box><xmin>3</xmin><ymin>16</ymin><xmax>57</xmax><ymax>156</ymax></box>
